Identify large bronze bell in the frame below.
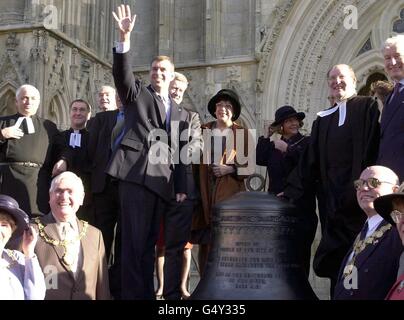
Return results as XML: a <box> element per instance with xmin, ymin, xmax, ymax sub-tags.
<box><xmin>191</xmin><ymin>192</ymin><xmax>318</xmax><ymax>300</ymax></box>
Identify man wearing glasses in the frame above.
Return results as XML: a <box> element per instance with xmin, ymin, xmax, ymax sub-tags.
<box><xmin>375</xmin><ymin>182</ymin><xmax>404</xmax><ymax>299</ymax></box>
<box><xmin>333</xmin><ymin>165</ymin><xmax>403</xmax><ymax>300</ymax></box>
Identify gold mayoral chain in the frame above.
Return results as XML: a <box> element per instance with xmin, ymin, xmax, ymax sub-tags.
<box><xmin>343</xmin><ymin>224</ymin><xmax>391</xmax><ymax>278</ymax></box>
<box><xmin>34</xmin><ymin>217</ymin><xmax>88</xmax><ymax>266</ymax></box>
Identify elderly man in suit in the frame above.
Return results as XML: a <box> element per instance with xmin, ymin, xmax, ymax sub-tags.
<box><xmin>333</xmin><ymin>166</ymin><xmax>403</xmax><ymax>299</ymax></box>
<box><xmin>155</xmin><ymin>72</ymin><xmax>203</xmax><ymax>300</ymax></box>
<box><xmin>0</xmin><ymin>84</ymin><xmax>67</xmax><ymax>216</ymax></box>
<box><xmin>284</xmin><ymin>64</ymin><xmax>380</xmax><ymax>295</ymax></box>
<box><xmin>32</xmin><ymin>171</ymin><xmax>111</xmax><ymax>300</ymax></box>
<box><xmin>109</xmin><ymin>4</ymin><xmax>189</xmax><ymax>299</ymax></box>
<box><xmin>377</xmin><ymin>35</ymin><xmax>404</xmax><ymax>180</ymax></box>
<box><xmin>97</xmin><ymin>85</ymin><xmax>117</xmax><ymax>113</ymax></box>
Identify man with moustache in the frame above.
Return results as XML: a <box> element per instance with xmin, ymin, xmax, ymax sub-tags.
<box><xmin>284</xmin><ymin>64</ymin><xmax>380</xmax><ymax>294</ymax></box>
<box><xmin>377</xmin><ymin>35</ymin><xmax>404</xmax><ymax>180</ymax></box>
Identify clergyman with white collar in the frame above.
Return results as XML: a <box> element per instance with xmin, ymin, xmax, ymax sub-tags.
<box><xmin>0</xmin><ymin>84</ymin><xmax>68</xmax><ymax>216</ymax></box>
<box><xmin>283</xmin><ymin>64</ymin><xmax>380</xmax><ymax>296</ymax></box>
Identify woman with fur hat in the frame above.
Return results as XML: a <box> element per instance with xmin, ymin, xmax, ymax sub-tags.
<box><xmin>191</xmin><ymin>89</ymin><xmax>252</xmax><ymax>276</ymax></box>
<box><xmin>0</xmin><ymin>195</ymin><xmax>45</xmax><ymax>300</ymax></box>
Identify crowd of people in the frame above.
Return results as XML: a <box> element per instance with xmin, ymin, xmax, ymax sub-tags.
<box><xmin>1</xmin><ymin>3</ymin><xmax>404</xmax><ymax>300</ymax></box>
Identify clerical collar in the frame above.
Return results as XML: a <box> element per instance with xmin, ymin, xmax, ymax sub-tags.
<box><xmin>317</xmin><ymin>100</ymin><xmax>347</xmax><ymax>126</ymax></box>
<box><xmin>14</xmin><ymin>116</ymin><xmax>35</xmax><ymax>134</ymax></box>
<box><xmin>69</xmin><ymin>131</ymin><xmax>82</xmax><ymax>148</ymax></box>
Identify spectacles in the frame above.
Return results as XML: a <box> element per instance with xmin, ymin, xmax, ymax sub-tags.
<box><xmin>390</xmin><ymin>210</ymin><xmax>404</xmax><ymax>224</ymax></box>
<box><xmin>353</xmin><ymin>177</ymin><xmax>395</xmax><ymax>190</ymax></box>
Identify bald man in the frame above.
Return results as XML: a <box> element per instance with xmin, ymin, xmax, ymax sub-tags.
<box><xmin>333</xmin><ymin>166</ymin><xmax>403</xmax><ymax>300</ymax></box>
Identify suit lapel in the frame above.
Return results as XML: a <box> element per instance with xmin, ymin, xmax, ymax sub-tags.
<box><xmin>74</xmin><ymin>218</ymin><xmax>86</xmax><ymax>284</ymax></box>
<box><xmin>354</xmin><ymin>220</ymin><xmax>391</xmax><ymax>271</ymax></box>
<box><xmin>381</xmin><ymin>90</ymin><xmax>404</xmax><ymax>133</ymax></box>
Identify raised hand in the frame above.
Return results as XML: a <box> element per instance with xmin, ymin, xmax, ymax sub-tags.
<box><xmin>112</xmin><ymin>4</ymin><xmax>137</xmax><ymax>42</ymax></box>
<box><xmin>22</xmin><ymin>226</ymin><xmax>38</xmax><ymax>258</ymax></box>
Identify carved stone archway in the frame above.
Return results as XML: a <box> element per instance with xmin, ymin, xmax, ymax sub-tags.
<box><xmin>258</xmin><ymin>0</ymin><xmax>404</xmax><ymax>132</ymax></box>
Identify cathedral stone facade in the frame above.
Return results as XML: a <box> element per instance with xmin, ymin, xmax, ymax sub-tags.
<box><xmin>0</xmin><ymin>0</ymin><xmax>403</xmax><ymax>299</ymax></box>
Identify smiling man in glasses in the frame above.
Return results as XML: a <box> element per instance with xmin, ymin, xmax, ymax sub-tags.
<box><xmin>333</xmin><ymin>165</ymin><xmax>403</xmax><ymax>300</ymax></box>
<box><xmin>375</xmin><ymin>182</ymin><xmax>404</xmax><ymax>299</ymax></box>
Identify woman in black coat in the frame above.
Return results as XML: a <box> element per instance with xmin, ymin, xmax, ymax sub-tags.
<box><xmin>256</xmin><ymin>105</ymin><xmax>316</xmax><ymax>278</ymax></box>
<box><xmin>256</xmin><ymin>105</ymin><xmax>309</xmax><ymax>194</ymax></box>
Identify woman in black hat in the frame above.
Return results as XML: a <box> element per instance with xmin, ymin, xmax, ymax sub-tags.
<box><xmin>256</xmin><ymin>105</ymin><xmax>309</xmax><ymax>195</ymax></box>
<box><xmin>256</xmin><ymin>105</ymin><xmax>317</xmax><ymax>277</ymax></box>
<box><xmin>191</xmin><ymin>89</ymin><xmax>251</xmax><ymax>275</ymax></box>
<box><xmin>0</xmin><ymin>195</ymin><xmax>45</xmax><ymax>300</ymax></box>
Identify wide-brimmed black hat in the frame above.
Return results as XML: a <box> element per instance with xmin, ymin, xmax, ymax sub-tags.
<box><xmin>0</xmin><ymin>195</ymin><xmax>29</xmax><ymax>242</ymax></box>
<box><xmin>374</xmin><ymin>183</ymin><xmax>404</xmax><ymax>225</ymax></box>
<box><xmin>207</xmin><ymin>89</ymin><xmax>241</xmax><ymax>121</ymax></box>
<box><xmin>271</xmin><ymin>105</ymin><xmax>305</xmax><ymax>127</ymax></box>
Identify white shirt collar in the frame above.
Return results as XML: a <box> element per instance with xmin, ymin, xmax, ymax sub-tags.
<box><xmin>51</xmin><ymin>212</ymin><xmax>78</xmax><ymax>232</ymax></box>
<box><xmin>363</xmin><ymin>214</ymin><xmax>384</xmax><ymax>238</ymax></box>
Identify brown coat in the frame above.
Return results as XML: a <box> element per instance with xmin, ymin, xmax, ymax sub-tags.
<box><xmin>192</xmin><ymin>121</ymin><xmax>251</xmax><ymax>230</ymax></box>
<box><xmin>32</xmin><ymin>213</ymin><xmax>111</xmax><ymax>300</ymax></box>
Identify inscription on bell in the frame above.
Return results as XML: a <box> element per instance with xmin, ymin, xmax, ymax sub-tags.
<box><xmin>191</xmin><ymin>192</ymin><xmax>317</xmax><ymax>300</ymax></box>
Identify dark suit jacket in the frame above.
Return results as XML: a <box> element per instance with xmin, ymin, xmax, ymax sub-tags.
<box><xmin>61</xmin><ymin>128</ymin><xmax>91</xmax><ymax>203</ymax></box>
<box><xmin>377</xmin><ymin>88</ymin><xmax>404</xmax><ymax>180</ymax></box>
<box><xmin>87</xmin><ymin>110</ymin><xmax>119</xmax><ymax>193</ymax></box>
<box><xmin>107</xmin><ymin>51</ymin><xmax>189</xmax><ymax>201</ymax></box>
<box><xmin>284</xmin><ymin>96</ymin><xmax>380</xmax><ymax>278</ymax></box>
<box><xmin>334</xmin><ymin>220</ymin><xmax>402</xmax><ymax>300</ymax></box>
<box><xmin>33</xmin><ymin>213</ymin><xmax>111</xmax><ymax>300</ymax></box>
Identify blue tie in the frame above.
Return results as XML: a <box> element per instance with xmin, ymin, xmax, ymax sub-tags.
<box><xmin>111</xmin><ymin>111</ymin><xmax>125</xmax><ymax>151</ymax></box>
<box><xmin>359</xmin><ymin>222</ymin><xmax>368</xmax><ymax>240</ymax></box>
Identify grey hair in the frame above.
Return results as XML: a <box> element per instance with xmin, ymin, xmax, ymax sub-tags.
<box><xmin>16</xmin><ymin>84</ymin><xmax>40</xmax><ymax>99</ymax></box>
<box><xmin>49</xmin><ymin>171</ymin><xmax>84</xmax><ymax>195</ymax></box>
<box><xmin>382</xmin><ymin>35</ymin><xmax>404</xmax><ymax>53</ymax></box>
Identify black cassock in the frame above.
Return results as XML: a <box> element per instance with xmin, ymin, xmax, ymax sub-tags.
<box><xmin>0</xmin><ymin>114</ymin><xmax>64</xmax><ymax>216</ymax></box>
<box><xmin>284</xmin><ymin>96</ymin><xmax>380</xmax><ymax>282</ymax></box>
